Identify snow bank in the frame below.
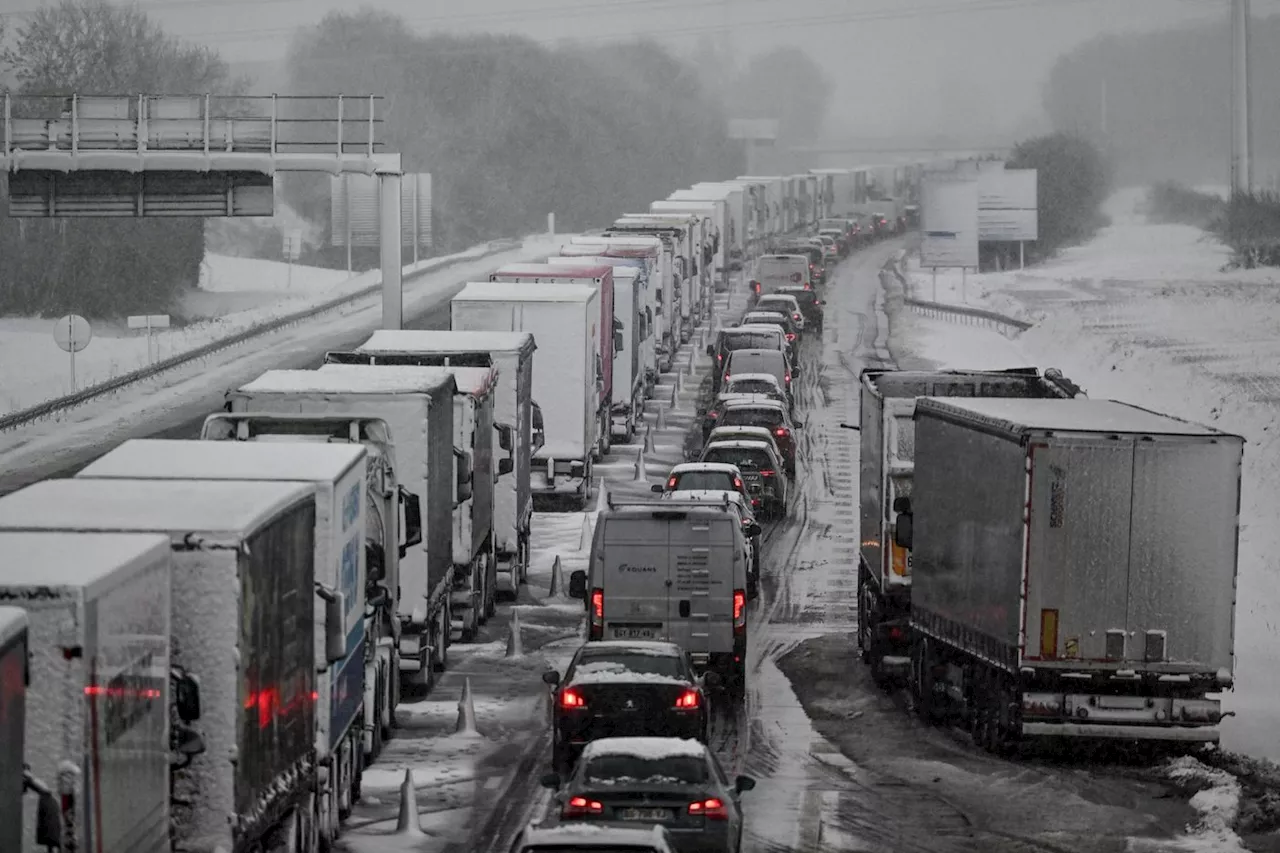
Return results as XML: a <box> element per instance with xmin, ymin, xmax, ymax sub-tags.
<box><xmin>1124</xmin><ymin>757</ymin><xmax>1250</xmax><ymax>852</ymax></box>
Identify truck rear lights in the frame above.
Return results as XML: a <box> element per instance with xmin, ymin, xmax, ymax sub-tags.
<box><xmin>589</xmin><ymin>588</ymin><xmax>604</xmax><ymax>640</ymax></box>
<box><xmin>674</xmin><ymin>689</ymin><xmax>701</xmax><ymax>709</ymax></box>
<box><xmin>688</xmin><ymin>797</ymin><xmax>729</xmax><ymax>819</ymax></box>
<box><xmin>784</xmin><ymin>373</ymin><xmax>791</xmax><ymax>384</ymax></box>
<box><xmin>733</xmin><ymin>590</ymin><xmax>746</xmax><ymax>634</ymax></box>
<box><xmin>564</xmin><ymin>795</ymin><xmax>603</xmax><ymax>816</ymax></box>
<box><xmin>560</xmin><ymin>688</ymin><xmax>587</xmax><ymax>709</ymax></box>
<box><xmin>1105</xmin><ymin>630</ymin><xmax>1126</xmax><ymax>660</ymax></box>
<box><xmin>751</xmin><ymin>281</ymin><xmax>761</xmax><ymax>293</ymax></box>
<box><xmin>1039</xmin><ymin>609</ymin><xmax>1059</xmax><ymax>658</ymax></box>
<box><xmin>886</xmin><ymin>625</ymin><xmax>904</xmax><ymax>641</ymax></box>
<box><xmin>759</xmin><ymin>470</ymin><xmax>775</xmax><ymax>478</ymax></box>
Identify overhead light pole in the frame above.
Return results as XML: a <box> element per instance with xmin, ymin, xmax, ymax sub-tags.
<box><xmin>1230</xmin><ymin>0</ymin><xmax>1252</xmax><ymax>197</ymax></box>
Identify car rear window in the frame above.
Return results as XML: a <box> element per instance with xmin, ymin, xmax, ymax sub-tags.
<box><xmin>755</xmin><ymin>258</ymin><xmax>804</xmax><ymax>280</ymax></box>
<box><xmin>726</xmin><ymin>379</ymin><xmax>777</xmax><ymax>396</ymax></box>
<box><xmin>572</xmin><ymin>651</ymin><xmax>685</xmax><ymax>679</ymax></box>
<box><xmin>720</xmin><ymin>409</ymin><xmax>783</xmax><ymax>429</ymax></box>
<box><xmin>583</xmin><ymin>755</ymin><xmax>708</xmax><ymax>785</ymax></box>
<box><xmin>755</xmin><ymin>299</ymin><xmax>794</xmax><ymax>314</ymax></box>
<box><xmin>702</xmin><ymin>447</ymin><xmax>772</xmax><ymax>471</ymax></box>
<box><xmin>672</xmin><ymin>471</ymin><xmax>738</xmax><ymax>491</ymax></box>
<box><xmin>722</xmin><ymin>331</ymin><xmax>777</xmax><ymax>351</ymax></box>
<box><xmin>781</xmin><ymin>290</ymin><xmax>817</xmax><ymax>306</ymax></box>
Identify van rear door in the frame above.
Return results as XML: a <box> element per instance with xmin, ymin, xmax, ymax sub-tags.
<box><xmin>667</xmin><ymin>514</ymin><xmax>737</xmax><ymax>664</ymax></box>
<box><xmin>600</xmin><ymin>514</ymin><xmax>672</xmax><ymax>642</ymax></box>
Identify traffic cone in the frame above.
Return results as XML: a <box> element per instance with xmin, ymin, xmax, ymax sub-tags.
<box><xmin>633</xmin><ymin>448</ymin><xmax>646</xmax><ymax>481</ymax></box>
<box><xmin>455</xmin><ymin>678</ymin><xmax>480</xmax><ymax>737</ymax></box>
<box><xmin>578</xmin><ymin>514</ymin><xmax>592</xmax><ymax>551</ymax></box>
<box><xmin>643</xmin><ymin>426</ymin><xmax>655</xmax><ymax>453</ymax></box>
<box><xmin>670</xmin><ymin>383</ymin><xmax>679</xmax><ymax>406</ymax></box>
<box><xmin>548</xmin><ymin>555</ymin><xmax>565</xmax><ymax>598</ymax></box>
<box><xmin>395</xmin><ymin>768</ymin><xmax>423</xmax><ymax>836</ymax></box>
<box><xmin>505</xmin><ymin>608</ymin><xmax>524</xmax><ymax>658</ymax></box>
<box><xmin>657</xmin><ymin>403</ymin><xmax>667</xmax><ymax>431</ymax></box>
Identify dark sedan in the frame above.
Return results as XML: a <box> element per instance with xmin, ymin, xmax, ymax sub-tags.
<box><xmin>541</xmin><ymin>736</ymin><xmax>755</xmax><ymax>853</ymax></box>
<box><xmin>544</xmin><ymin>641</ymin><xmax>716</xmax><ymax>772</ymax></box>
<box><xmin>774</xmin><ymin>285</ymin><xmax>824</xmax><ymax>332</ymax></box>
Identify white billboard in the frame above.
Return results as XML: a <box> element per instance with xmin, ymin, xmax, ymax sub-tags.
<box><xmin>920</xmin><ymin>176</ymin><xmax>979</xmax><ymax>269</ymax></box>
<box><xmin>331</xmin><ymin>172</ymin><xmax>433</xmax><ymax>249</ymax></box>
<box><xmin>978</xmin><ymin>168</ymin><xmax>1037</xmax><ymax>241</ymax></box>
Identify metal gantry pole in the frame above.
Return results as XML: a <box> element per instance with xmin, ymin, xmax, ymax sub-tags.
<box><xmin>1231</xmin><ymin>0</ymin><xmax>1252</xmax><ymax>197</ymax></box>
<box><xmin>379</xmin><ymin>169</ymin><xmax>404</xmax><ymax>330</ymax></box>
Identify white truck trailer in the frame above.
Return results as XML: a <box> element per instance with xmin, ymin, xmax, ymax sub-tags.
<box><xmin>672</xmin><ymin>185</ymin><xmax>746</xmax><ymax>271</ymax></box>
<box><xmin>651</xmin><ymin>200</ymin><xmax>727</xmax><ymax>296</ymax></box>
<box><xmin>0</xmin><ymin>479</ymin><xmax>335</xmax><ymax>853</ymax></box>
<box><xmin>603</xmin><ymin>221</ymin><xmax>693</xmax><ymax>342</ymax></box>
<box><xmin>0</xmin><ymin>605</ymin><xmax>28</xmax><ymax>853</ymax></box>
<box><xmin>227</xmin><ymin>367</ymin><xmax>461</xmax><ymax>688</ymax></box>
<box><xmin>452</xmin><ymin>281</ymin><xmax>600</xmax><ymax>510</ymax></box>
<box><xmin>565</xmin><ymin>238</ymin><xmax>666</xmax><ymax>378</ymax></box>
<box><xmin>324</xmin><ymin>330</ymin><xmax>536</xmax><ymax>598</ymax></box>
<box><xmin>612</xmin><ymin>214</ymin><xmax>706</xmax><ymax>333</ymax></box>
<box><xmin>76</xmin><ymin>439</ymin><xmax>373</xmax><ymax>848</ymax></box>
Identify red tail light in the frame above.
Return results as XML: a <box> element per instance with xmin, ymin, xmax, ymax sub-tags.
<box><xmin>667</xmin><ymin>476</ymin><xmax>678</xmax><ymax>489</ymax></box>
<box><xmin>716</xmin><ymin>353</ymin><xmax>723</xmax><ymax>362</ymax></box>
<box><xmin>689</xmin><ymin>797</ymin><xmax>729</xmax><ymax>819</ymax></box>
<box><xmin>560</xmin><ymin>688</ymin><xmax>587</xmax><ymax>709</ymax></box>
<box><xmin>733</xmin><ymin>590</ymin><xmax>746</xmax><ymax>623</ymax></box>
<box><xmin>793</xmin><ymin>312</ymin><xmax>802</xmax><ymax>321</ymax></box>
<box><xmin>784</xmin><ymin>373</ymin><xmax>791</xmax><ymax>384</ymax></box>
<box><xmin>751</xmin><ymin>281</ymin><xmax>761</xmax><ymax>293</ymax></box>
<box><xmin>774</xmin><ymin>428</ymin><xmax>789</xmax><ymax>438</ymax></box>
<box><xmin>707</xmin><ymin>410</ymin><xmax>718</xmax><ymax>419</ymax></box>
<box><xmin>733</xmin><ymin>477</ymin><xmax>743</xmax><ymax>489</ymax></box>
<box><xmin>887</xmin><ymin>625</ymin><xmax>905</xmax><ymax>641</ymax></box>
<box><xmin>564</xmin><ymin>795</ymin><xmax>603</xmax><ymax>816</ymax></box>
<box><xmin>589</xmin><ymin>588</ymin><xmax>604</xmax><ymax>640</ymax></box>
<box><xmin>674</xmin><ymin>689</ymin><xmax>701</xmax><ymax>709</ymax></box>
<box><xmin>785</xmin><ymin>333</ymin><xmax>796</xmax><ymax>342</ymax></box>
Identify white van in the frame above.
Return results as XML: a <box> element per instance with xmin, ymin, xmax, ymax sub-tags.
<box><xmin>569</xmin><ymin>498</ymin><xmax>753</xmax><ymax>699</ymax></box>
<box><xmin>749</xmin><ymin>254</ymin><xmax>810</xmax><ymax>298</ymax></box>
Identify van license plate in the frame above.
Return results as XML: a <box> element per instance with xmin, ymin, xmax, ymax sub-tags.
<box><xmin>613</xmin><ymin>628</ymin><xmax>656</xmax><ymax>639</ymax></box>
<box><xmin>620</xmin><ymin>808</ymin><xmax>671</xmax><ymax>821</ymax></box>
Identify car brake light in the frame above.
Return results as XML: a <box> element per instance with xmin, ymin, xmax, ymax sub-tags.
<box><xmin>667</xmin><ymin>476</ymin><xmax>678</xmax><ymax>489</ymax></box>
<box><xmin>751</xmin><ymin>281</ymin><xmax>761</xmax><ymax>293</ymax></box>
<box><xmin>774</xmin><ymin>428</ymin><xmax>789</xmax><ymax>437</ymax></box>
<box><xmin>784</xmin><ymin>373</ymin><xmax>791</xmax><ymax>383</ymax></box>
<box><xmin>560</xmin><ymin>688</ymin><xmax>587</xmax><ymax>709</ymax></box>
<box><xmin>564</xmin><ymin>795</ymin><xmax>603</xmax><ymax>816</ymax></box>
<box><xmin>716</xmin><ymin>353</ymin><xmax>722</xmax><ymax>362</ymax></box>
<box><xmin>793</xmin><ymin>312</ymin><xmax>802</xmax><ymax>321</ymax></box>
<box><xmin>733</xmin><ymin>477</ymin><xmax>743</xmax><ymax>489</ymax></box>
<box><xmin>707</xmin><ymin>410</ymin><xmax>718</xmax><ymax>419</ymax></box>
<box><xmin>674</xmin><ymin>689</ymin><xmax>701</xmax><ymax>709</ymax></box>
<box><xmin>689</xmin><ymin>797</ymin><xmax>729</xmax><ymax>819</ymax></box>
<box><xmin>589</xmin><ymin>588</ymin><xmax>604</xmax><ymax>640</ymax></box>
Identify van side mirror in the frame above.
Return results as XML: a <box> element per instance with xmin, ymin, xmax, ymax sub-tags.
<box><xmin>568</xmin><ymin>570</ymin><xmax>587</xmax><ymax>600</ymax></box>
<box><xmin>315</xmin><ymin>582</ymin><xmax>348</xmax><ymax>664</ymax></box>
<box><xmin>893</xmin><ymin>513</ymin><xmax>913</xmax><ymax>550</ymax></box>
<box><xmin>542</xmin><ymin>670</ymin><xmax>561</xmax><ymax>686</ymax></box>
<box><xmin>701</xmin><ymin>670</ymin><xmax>721</xmax><ymax>688</ymax></box>
<box><xmin>172</xmin><ymin>665</ymin><xmax>202</xmax><ymax>722</ymax></box>
<box><xmin>498</xmin><ymin>457</ymin><xmax>514</xmax><ymax>476</ymax></box>
<box><xmin>892</xmin><ymin>496</ymin><xmax>912</xmax><ymax>514</ymax></box>
<box><xmin>531</xmin><ymin>403</ymin><xmax>546</xmax><ymax>452</ymax></box>
<box><xmin>734</xmin><ymin>775</ymin><xmax>757</xmax><ymax>794</ymax></box>
<box><xmin>744</xmin><ymin>522</ymin><xmax>762</xmax><ymax>538</ymax></box>
<box><xmin>454</xmin><ymin>449</ymin><xmax>473</xmax><ymax>504</ymax></box>
<box><xmin>400</xmin><ymin>488</ymin><xmax>423</xmax><ymax>557</ymax></box>
<box><xmin>614</xmin><ymin>330</ymin><xmax>625</xmax><ymax>352</ymax></box>
<box><xmin>495</xmin><ymin>423</ymin><xmax>514</xmax><ymax>452</ymax></box>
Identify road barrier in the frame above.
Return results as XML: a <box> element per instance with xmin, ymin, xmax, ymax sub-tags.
<box><xmin>883</xmin><ymin>250</ymin><xmax>1031</xmax><ymax>337</ymax></box>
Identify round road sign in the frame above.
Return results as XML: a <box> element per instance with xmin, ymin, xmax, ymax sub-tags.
<box><xmin>53</xmin><ymin>314</ymin><xmax>92</xmax><ymax>353</ymax></box>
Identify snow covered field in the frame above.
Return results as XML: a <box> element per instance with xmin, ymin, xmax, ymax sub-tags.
<box><xmin>897</xmin><ymin>189</ymin><xmax>1280</xmax><ymax>765</ymax></box>
<box><xmin>0</xmin><ymin>246</ymin><xmax>520</xmax><ymax>417</ymax></box>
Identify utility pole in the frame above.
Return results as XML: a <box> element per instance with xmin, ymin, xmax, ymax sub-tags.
<box><xmin>1231</xmin><ymin>0</ymin><xmax>1252</xmax><ymax>197</ymax></box>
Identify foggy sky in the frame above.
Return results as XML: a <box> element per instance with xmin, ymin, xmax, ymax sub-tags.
<box><xmin>0</xmin><ymin>0</ymin><xmax>1273</xmax><ymax>143</ymax></box>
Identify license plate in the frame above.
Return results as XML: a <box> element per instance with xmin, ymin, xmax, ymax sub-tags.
<box><xmin>620</xmin><ymin>808</ymin><xmax>671</xmax><ymax>821</ymax></box>
<box><xmin>612</xmin><ymin>627</ymin><xmax>656</xmax><ymax>639</ymax></box>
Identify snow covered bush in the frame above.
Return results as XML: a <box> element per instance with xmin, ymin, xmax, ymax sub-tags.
<box><xmin>1213</xmin><ymin>191</ymin><xmax>1280</xmax><ymax>270</ymax></box>
<box><xmin>1006</xmin><ymin>132</ymin><xmax>1110</xmax><ymax>262</ymax></box>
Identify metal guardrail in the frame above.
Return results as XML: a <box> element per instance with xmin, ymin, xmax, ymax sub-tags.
<box><xmin>902</xmin><ymin>297</ymin><xmax>1032</xmax><ymax>335</ymax></box>
<box><xmin>0</xmin><ymin>240</ymin><xmax>523</xmax><ymax>433</ymax></box>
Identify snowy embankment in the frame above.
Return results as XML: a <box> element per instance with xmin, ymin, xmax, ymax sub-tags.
<box><xmin>894</xmin><ymin>188</ymin><xmax>1280</xmax><ymax>772</ymax></box>
<box><xmin>0</xmin><ymin>247</ymin><xmax>499</xmax><ymax>417</ymax></box>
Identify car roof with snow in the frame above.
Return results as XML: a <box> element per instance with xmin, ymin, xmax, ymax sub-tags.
<box><xmin>756</xmin><ymin>293</ymin><xmax>800</xmax><ymax>303</ymax></box>
<box><xmin>742</xmin><ymin>311</ymin><xmax>789</xmax><ymax>322</ymax></box>
<box><xmin>517</xmin><ymin>823</ymin><xmax>673</xmax><ymax>851</ymax></box>
<box><xmin>0</xmin><ymin>478</ymin><xmax>313</xmax><ymax>539</ymax></box>
<box><xmin>78</xmin><ymin>438</ymin><xmax>364</xmax><ymax>483</ymax></box>
<box><xmin>722</xmin><ymin>324</ymin><xmax>783</xmax><ymax>337</ymax></box>
<box><xmin>708</xmin><ymin>426</ymin><xmax>777</xmax><ymax>441</ymax></box>
<box><xmin>668</xmin><ymin>462</ymin><xmax>743</xmax><ymax>476</ymax></box>
<box><xmin>721</xmin><ymin>397</ymin><xmax>786</xmax><ymax>412</ymax></box>
<box><xmin>240</xmin><ymin>365</ymin><xmax>456</xmax><ymax>396</ymax></box>
<box><xmin>713</xmin><ymin>393</ymin><xmax>779</xmax><ymax>407</ymax></box>
<box><xmin>725</xmin><ymin>373</ymin><xmax>783</xmax><ymax>386</ymax></box>
<box><xmin>580</xmin><ymin>640</ymin><xmax>683</xmax><ymax>656</ymax></box>
<box><xmin>454</xmin><ymin>281</ymin><xmax>596</xmax><ymax>303</ymax></box>
<box><xmin>355</xmin><ymin>329</ymin><xmax>535</xmax><ymax>355</ymax></box>
<box><xmin>703</xmin><ymin>439</ymin><xmax>777</xmax><ymax>453</ymax></box>
<box><xmin>0</xmin><ymin>531</ymin><xmax>172</xmax><ymax>593</ymax></box>
<box><xmin>580</xmin><ymin>736</ymin><xmax>709</xmax><ymax>762</ymax></box>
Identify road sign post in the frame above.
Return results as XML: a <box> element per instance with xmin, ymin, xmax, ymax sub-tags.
<box><xmin>128</xmin><ymin>314</ymin><xmax>171</xmax><ymax>365</ymax></box>
<box><xmin>283</xmin><ymin>229</ymin><xmax>302</xmax><ymax>288</ymax></box>
<box><xmin>53</xmin><ymin>314</ymin><xmax>92</xmax><ymax>392</ymax></box>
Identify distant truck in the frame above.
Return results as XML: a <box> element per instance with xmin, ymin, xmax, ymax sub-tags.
<box><xmin>564</xmin><ymin>238</ymin><xmax>667</xmax><ymax>379</ymax></box>
<box><xmin>452</xmin><ymin>282</ymin><xmax>601</xmax><ymax>510</ymax></box>
<box><xmin>602</xmin><ymin>220</ymin><xmax>692</xmax><ymax>344</ymax></box>
<box><xmin>76</xmin><ymin>438</ymin><xmax>374</xmax><ymax>848</ymax></box>
<box><xmin>227</xmin><ymin>366</ymin><xmax>461</xmax><ymax>690</ymax></box>
<box><xmin>198</xmin><ymin>412</ymin><xmax>416</xmax><ymax>750</ymax></box>
<box><xmin>674</xmin><ymin>185</ymin><xmax>747</xmax><ymax>272</ymax></box>
<box><xmin>0</xmin><ymin>479</ymin><xmax>337</xmax><ymax>853</ymax></box>
<box><xmin>900</xmin><ymin>397</ymin><xmax>1243</xmax><ymax>749</ymax></box>
<box><xmin>613</xmin><ymin>213</ymin><xmax>708</xmax><ymax>333</ymax></box>
<box><xmin>856</xmin><ymin>367</ymin><xmax>1084</xmax><ymax>688</ymax></box>
<box><xmin>489</xmin><ymin>263</ymin><xmax>618</xmax><ymax>458</ymax></box>
<box><xmin>325</xmin><ymin>330</ymin><xmax>537</xmax><ymax>599</ymax></box>
<box><xmin>651</xmin><ymin>200</ymin><xmax>726</xmax><ymax>294</ymax></box>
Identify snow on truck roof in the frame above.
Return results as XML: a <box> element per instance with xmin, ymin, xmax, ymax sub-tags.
<box><xmin>917</xmin><ymin>397</ymin><xmax>1238</xmax><ymax>439</ymax></box>
<box><xmin>580</xmin><ymin>737</ymin><xmax>708</xmax><ymax>762</ymax></box>
<box><xmin>544</xmin><ymin>258</ymin><xmax>640</xmax><ymax>279</ymax></box>
<box><xmin>0</xmin><ymin>479</ymin><xmax>312</xmax><ymax>538</ymax></box>
<box><xmin>356</xmin><ymin>330</ymin><xmax>534</xmax><ymax>355</ymax></box>
<box><xmin>0</xmin><ymin>605</ymin><xmax>25</xmax><ymax>645</ymax></box>
<box><xmin>492</xmin><ymin>263</ymin><xmax>612</xmax><ymax>279</ymax></box>
<box><xmin>240</xmin><ymin>364</ymin><xmax>457</xmax><ymax>396</ymax></box>
<box><xmin>78</xmin><ymin>438</ymin><xmax>365</xmax><ymax>482</ymax></box>
<box><xmin>0</xmin><ymin>531</ymin><xmax>171</xmax><ymax>593</ymax></box>
<box><xmin>453</xmin><ymin>281</ymin><xmax>596</xmax><ymax>303</ymax></box>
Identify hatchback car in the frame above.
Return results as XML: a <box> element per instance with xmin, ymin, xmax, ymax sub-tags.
<box><xmin>773</xmin><ymin>285</ymin><xmax>824</xmax><ymax>331</ymax></box>
<box><xmin>698</xmin><ymin>439</ymin><xmax>789</xmax><ymax>519</ymax></box>
<box><xmin>714</xmin><ymin>400</ymin><xmax>799</xmax><ymax>477</ymax></box>
<box><xmin>651</xmin><ymin>462</ymin><xmax>749</xmax><ymax>503</ymax></box>
<box><xmin>719</xmin><ymin>350</ymin><xmax>795</xmax><ymax>413</ymax></box>
<box><xmin>721</xmin><ymin>373</ymin><xmax>786</xmax><ymax>405</ymax></box>
<box><xmin>510</xmin><ymin>823</ymin><xmax>677</xmax><ymax>853</ymax></box>
<box><xmin>705</xmin><ymin>326</ymin><xmax>787</xmax><ymax>394</ymax></box>
<box><xmin>738</xmin><ymin>311</ymin><xmax>797</xmax><ymax>358</ymax></box>
<box><xmin>544</xmin><ymin>641</ymin><xmax>714</xmax><ymax>772</ymax></box>
<box><xmin>540</xmin><ymin>737</ymin><xmax>755</xmax><ymax>853</ymax></box>
<box><xmin>703</xmin><ymin>392</ymin><xmax>775</xmax><ymax>440</ymax></box>
<box><xmin>753</xmin><ymin>294</ymin><xmax>806</xmax><ymax>334</ymax></box>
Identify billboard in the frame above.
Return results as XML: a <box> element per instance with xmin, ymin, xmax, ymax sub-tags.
<box><xmin>331</xmin><ymin>172</ymin><xmax>432</xmax><ymax>249</ymax></box>
<box><xmin>978</xmin><ymin>168</ymin><xmax>1037</xmax><ymax>241</ymax></box>
<box><xmin>920</xmin><ymin>175</ymin><xmax>979</xmax><ymax>269</ymax></box>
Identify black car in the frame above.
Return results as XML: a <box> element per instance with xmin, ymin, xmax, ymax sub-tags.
<box><xmin>541</xmin><ymin>736</ymin><xmax>756</xmax><ymax>853</ymax></box>
<box><xmin>543</xmin><ymin>641</ymin><xmax>716</xmax><ymax>772</ymax></box>
<box><xmin>773</xmin><ymin>285</ymin><xmax>824</xmax><ymax>331</ymax></box>
<box><xmin>705</xmin><ymin>327</ymin><xmax>787</xmax><ymax>394</ymax></box>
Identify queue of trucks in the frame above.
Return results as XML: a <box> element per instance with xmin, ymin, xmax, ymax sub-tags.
<box><xmin>0</xmin><ymin>162</ymin><xmax>936</xmax><ymax>852</ymax></box>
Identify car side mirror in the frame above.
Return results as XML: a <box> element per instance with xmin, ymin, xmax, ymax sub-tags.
<box><xmin>399</xmin><ymin>487</ymin><xmax>423</xmax><ymax>557</ymax></box>
<box><xmin>701</xmin><ymin>670</ymin><xmax>722</xmax><ymax>688</ymax></box>
<box><xmin>706</xmin><ymin>344</ymin><xmax>714</xmax><ymax>356</ymax></box>
<box><xmin>542</xmin><ymin>670</ymin><xmax>561</xmax><ymax>686</ymax></box>
<box><xmin>893</xmin><ymin>512</ymin><xmax>913</xmax><ymax>550</ymax></box>
<box><xmin>498</xmin><ymin>457</ymin><xmax>514</xmax><ymax>476</ymax></box>
<box><xmin>172</xmin><ymin>665</ymin><xmax>202</xmax><ymax>722</ymax></box>
<box><xmin>793</xmin><ymin>422</ymin><xmax>804</xmax><ymax>429</ymax></box>
<box><xmin>540</xmin><ymin>772</ymin><xmax>562</xmax><ymax>789</ymax></box>
<box><xmin>734</xmin><ymin>775</ymin><xmax>757</xmax><ymax>794</ymax></box>
<box><xmin>744</xmin><ymin>522</ymin><xmax>762</xmax><ymax>538</ymax></box>
<box><xmin>792</xmin><ymin>364</ymin><xmax>802</xmax><ymax>376</ymax></box>
<box><xmin>495</xmin><ymin>423</ymin><xmax>514</xmax><ymax>452</ymax></box>
<box><xmin>650</xmin><ymin>483</ymin><xmax>665</xmax><ymax>493</ymax></box>
<box><xmin>568</xmin><ymin>570</ymin><xmax>588</xmax><ymax>600</ymax></box>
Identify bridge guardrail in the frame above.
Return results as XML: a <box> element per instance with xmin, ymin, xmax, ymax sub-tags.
<box><xmin>882</xmin><ymin>249</ymin><xmax>1031</xmax><ymax>337</ymax></box>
